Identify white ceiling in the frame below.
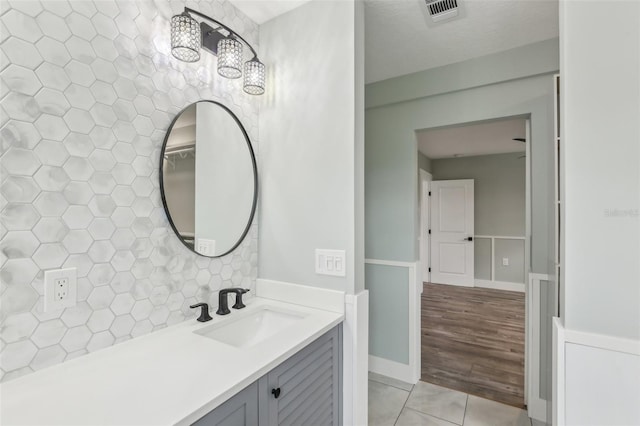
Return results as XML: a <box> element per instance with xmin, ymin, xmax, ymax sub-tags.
<box><xmin>228</xmin><ymin>0</ymin><xmax>559</xmax><ymax>83</ymax></box>
<box><xmin>228</xmin><ymin>0</ymin><xmax>312</xmax><ymax>24</ymax></box>
<box><xmin>364</xmin><ymin>0</ymin><xmax>559</xmax><ymax>83</ymax></box>
<box><xmin>417</xmin><ymin>118</ymin><xmax>526</xmax><ymax>159</ymax></box>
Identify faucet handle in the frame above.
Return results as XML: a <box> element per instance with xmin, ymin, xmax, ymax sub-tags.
<box><xmin>190</xmin><ymin>303</ymin><xmax>213</xmax><ymax>322</ymax></box>
<box><xmin>232</xmin><ymin>288</ymin><xmax>250</xmax><ymax>310</ymax></box>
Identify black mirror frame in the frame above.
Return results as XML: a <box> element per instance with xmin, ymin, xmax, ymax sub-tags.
<box><xmin>159</xmin><ymin>100</ymin><xmax>258</xmax><ymax>258</ymax></box>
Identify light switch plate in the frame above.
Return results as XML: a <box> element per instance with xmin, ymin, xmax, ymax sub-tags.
<box><xmin>196</xmin><ymin>238</ymin><xmax>216</xmax><ymax>256</ymax></box>
<box><xmin>502</xmin><ymin>257</ymin><xmax>509</xmax><ymax>266</ymax></box>
<box><xmin>44</xmin><ymin>267</ymin><xmax>77</xmax><ymax>312</ymax></box>
<box><xmin>315</xmin><ymin>249</ymin><xmax>346</xmax><ymax>277</ymax></box>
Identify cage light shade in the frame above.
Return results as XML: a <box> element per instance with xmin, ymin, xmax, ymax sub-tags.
<box><xmin>243</xmin><ymin>60</ymin><xmax>265</xmax><ymax>95</ymax></box>
<box><xmin>217</xmin><ymin>37</ymin><xmax>243</xmax><ymax>79</ymax></box>
<box><xmin>171</xmin><ymin>13</ymin><xmax>201</xmax><ymax>62</ymax></box>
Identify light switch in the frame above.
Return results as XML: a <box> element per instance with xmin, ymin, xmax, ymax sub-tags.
<box><xmin>502</xmin><ymin>257</ymin><xmax>509</xmax><ymax>266</ymax></box>
<box><xmin>315</xmin><ymin>249</ymin><xmax>346</xmax><ymax>277</ymax></box>
<box><xmin>335</xmin><ymin>257</ymin><xmax>342</xmax><ymax>272</ymax></box>
<box><xmin>196</xmin><ymin>238</ymin><xmax>216</xmax><ymax>256</ymax></box>
<box><xmin>326</xmin><ymin>256</ymin><xmax>334</xmax><ymax>271</ymax></box>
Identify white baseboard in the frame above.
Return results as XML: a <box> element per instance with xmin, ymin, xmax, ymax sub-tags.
<box><xmin>475</xmin><ymin>279</ymin><xmax>525</xmax><ymax>292</ymax></box>
<box><xmin>368</xmin><ymin>355</ymin><xmax>417</xmax><ymax>385</ymax></box>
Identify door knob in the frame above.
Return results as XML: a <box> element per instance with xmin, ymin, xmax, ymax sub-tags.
<box><xmin>466</xmin><ymin>236</ymin><xmax>473</xmax><ymax>241</ymax></box>
<box><xmin>271</xmin><ymin>388</ymin><xmax>281</xmax><ymax>399</ymax></box>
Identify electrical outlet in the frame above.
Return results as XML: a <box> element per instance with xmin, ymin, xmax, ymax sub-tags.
<box><xmin>44</xmin><ymin>268</ymin><xmax>77</xmax><ymax>312</ymax></box>
<box><xmin>502</xmin><ymin>257</ymin><xmax>509</xmax><ymax>266</ymax></box>
<box><xmin>54</xmin><ymin>278</ymin><xmax>69</xmax><ymax>301</ymax></box>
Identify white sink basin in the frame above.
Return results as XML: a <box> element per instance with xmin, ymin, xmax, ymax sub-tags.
<box><xmin>194</xmin><ymin>307</ymin><xmax>306</xmax><ymax>348</ymax></box>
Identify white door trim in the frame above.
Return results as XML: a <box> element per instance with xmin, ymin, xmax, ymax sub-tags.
<box><xmin>419</xmin><ymin>169</ymin><xmax>432</xmax><ymax>289</ymax></box>
<box><xmin>413</xmin><ymin>118</ymin><xmax>534</xmax><ymax>414</ymax></box>
<box><xmin>524</xmin><ymin>118</ymin><xmax>532</xmax><ymax>409</ymax></box>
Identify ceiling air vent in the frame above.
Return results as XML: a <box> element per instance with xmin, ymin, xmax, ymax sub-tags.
<box><xmin>424</xmin><ymin>0</ymin><xmax>461</xmax><ymax>23</ymax></box>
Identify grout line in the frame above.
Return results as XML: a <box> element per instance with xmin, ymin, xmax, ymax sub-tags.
<box><xmin>369</xmin><ymin>376</ymin><xmax>414</xmax><ymax>393</ymax></box>
<box><xmin>393</xmin><ymin>385</ymin><xmax>411</xmax><ymax>426</ymax></box>
<box><xmin>394</xmin><ymin>382</ymin><xmax>466</xmax><ymax>426</ymax></box>
<box><xmin>401</xmin><ymin>407</ymin><xmax>462</xmax><ymax>426</ymax></box>
<box><xmin>461</xmin><ymin>394</ymin><xmax>469</xmax><ymax>426</ymax></box>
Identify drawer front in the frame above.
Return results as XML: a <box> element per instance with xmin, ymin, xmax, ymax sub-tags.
<box><xmin>193</xmin><ymin>382</ymin><xmax>259</xmax><ymax>426</ymax></box>
<box><xmin>265</xmin><ymin>326</ymin><xmax>342</xmax><ymax>426</ymax></box>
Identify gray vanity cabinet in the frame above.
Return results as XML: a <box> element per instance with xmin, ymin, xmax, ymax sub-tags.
<box><xmin>262</xmin><ymin>325</ymin><xmax>342</xmax><ymax>425</ymax></box>
<box><xmin>192</xmin><ymin>325</ymin><xmax>342</xmax><ymax>426</ymax></box>
<box><xmin>193</xmin><ymin>382</ymin><xmax>259</xmax><ymax>426</ymax></box>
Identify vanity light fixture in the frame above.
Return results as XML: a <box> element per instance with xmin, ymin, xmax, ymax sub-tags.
<box><xmin>170</xmin><ymin>8</ymin><xmax>265</xmax><ymax>95</ymax></box>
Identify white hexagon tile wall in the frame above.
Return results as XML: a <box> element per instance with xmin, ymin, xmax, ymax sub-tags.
<box><xmin>0</xmin><ymin>0</ymin><xmax>260</xmax><ymax>381</ymax></box>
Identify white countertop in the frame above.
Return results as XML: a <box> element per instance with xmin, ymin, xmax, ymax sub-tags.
<box><xmin>0</xmin><ymin>297</ymin><xmax>344</xmax><ymax>426</ymax></box>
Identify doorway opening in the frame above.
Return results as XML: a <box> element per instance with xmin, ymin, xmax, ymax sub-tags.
<box><xmin>417</xmin><ymin>117</ymin><xmax>530</xmax><ymax>408</ymax></box>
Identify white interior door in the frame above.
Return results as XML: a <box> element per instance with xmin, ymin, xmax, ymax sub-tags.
<box><xmin>430</xmin><ymin>179</ymin><xmax>474</xmax><ymax>286</ymax></box>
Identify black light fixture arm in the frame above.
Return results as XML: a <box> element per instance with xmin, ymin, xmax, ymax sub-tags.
<box><xmin>183</xmin><ymin>7</ymin><xmax>259</xmax><ymax>60</ymax></box>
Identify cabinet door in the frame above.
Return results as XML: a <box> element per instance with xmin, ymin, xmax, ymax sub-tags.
<box><xmin>193</xmin><ymin>382</ymin><xmax>259</xmax><ymax>426</ymax></box>
<box><xmin>264</xmin><ymin>326</ymin><xmax>342</xmax><ymax>426</ymax></box>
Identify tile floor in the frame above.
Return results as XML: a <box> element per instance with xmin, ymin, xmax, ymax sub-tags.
<box><xmin>369</xmin><ymin>373</ymin><xmax>532</xmax><ymax>426</ymax></box>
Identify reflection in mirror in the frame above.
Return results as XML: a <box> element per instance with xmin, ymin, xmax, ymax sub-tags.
<box><xmin>161</xmin><ymin>101</ymin><xmax>257</xmax><ymax>257</ymax></box>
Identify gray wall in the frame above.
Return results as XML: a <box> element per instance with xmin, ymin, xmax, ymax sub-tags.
<box><xmin>365</xmin><ymin>39</ymin><xmax>558</xmax><ymax>365</ymax></box>
<box><xmin>561</xmin><ymin>2</ymin><xmax>639</xmax><ymax>340</ymax></box>
<box><xmin>366</xmin><ymin>263</ymin><xmax>409</xmax><ymax>363</ymax></box>
<box><xmin>494</xmin><ymin>239</ymin><xmax>525</xmax><ymax>284</ymax></box>
<box><xmin>431</xmin><ymin>153</ymin><xmax>525</xmax><ymax>237</ymax></box>
<box><xmin>258</xmin><ymin>0</ymin><xmax>364</xmax><ymax>294</ymax></box>
<box><xmin>560</xmin><ymin>5</ymin><xmax>639</xmax><ymax>423</ymax></box>
<box><xmin>417</xmin><ymin>152</ymin><xmax>431</xmax><ymax>173</ymax></box>
<box><xmin>0</xmin><ymin>0</ymin><xmax>259</xmax><ymax>381</ymax></box>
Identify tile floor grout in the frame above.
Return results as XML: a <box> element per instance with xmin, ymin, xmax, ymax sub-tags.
<box><xmin>370</xmin><ymin>376</ymin><xmax>415</xmax><ymax>394</ymax></box>
<box><xmin>392</xmin><ymin>390</ymin><xmax>409</xmax><ymax>426</ymax></box>
<box><xmin>370</xmin><ymin>378</ymin><xmax>532</xmax><ymax>426</ymax></box>
<box><xmin>461</xmin><ymin>393</ymin><xmax>469</xmax><ymax>425</ymax></box>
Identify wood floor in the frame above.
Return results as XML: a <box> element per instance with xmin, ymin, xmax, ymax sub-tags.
<box><xmin>421</xmin><ymin>282</ymin><xmax>525</xmax><ymax>408</ymax></box>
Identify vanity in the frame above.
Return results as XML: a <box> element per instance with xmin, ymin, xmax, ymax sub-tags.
<box><xmin>195</xmin><ymin>321</ymin><xmax>341</xmax><ymax>426</ymax></box>
<box><xmin>0</xmin><ymin>282</ymin><xmax>345</xmax><ymax>425</ymax></box>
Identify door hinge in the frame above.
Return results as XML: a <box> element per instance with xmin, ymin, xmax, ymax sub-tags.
<box><xmin>428</xmin><ymin>191</ymin><xmax>431</xmax><ymax>196</ymax></box>
<box><xmin>428</xmin><ymin>267</ymin><xmax>431</xmax><ymax>272</ymax></box>
<box><xmin>428</xmin><ymin>229</ymin><xmax>431</xmax><ymax>234</ymax></box>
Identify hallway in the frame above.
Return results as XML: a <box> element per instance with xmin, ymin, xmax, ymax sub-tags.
<box><xmin>421</xmin><ymin>283</ymin><xmax>525</xmax><ymax>407</ymax></box>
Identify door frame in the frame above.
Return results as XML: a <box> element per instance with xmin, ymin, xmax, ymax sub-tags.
<box><xmin>524</xmin><ymin>118</ymin><xmax>532</xmax><ymax>405</ymax></box>
<box><xmin>414</xmin><ymin>117</ymin><xmax>534</xmax><ymax>410</ymax></box>
<box><xmin>419</xmin><ymin>169</ymin><xmax>432</xmax><ymax>292</ymax></box>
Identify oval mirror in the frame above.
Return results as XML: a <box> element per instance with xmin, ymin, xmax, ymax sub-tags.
<box><xmin>160</xmin><ymin>101</ymin><xmax>257</xmax><ymax>257</ymax></box>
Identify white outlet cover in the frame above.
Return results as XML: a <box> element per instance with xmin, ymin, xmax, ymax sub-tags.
<box><xmin>44</xmin><ymin>267</ymin><xmax>77</xmax><ymax>312</ymax></box>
